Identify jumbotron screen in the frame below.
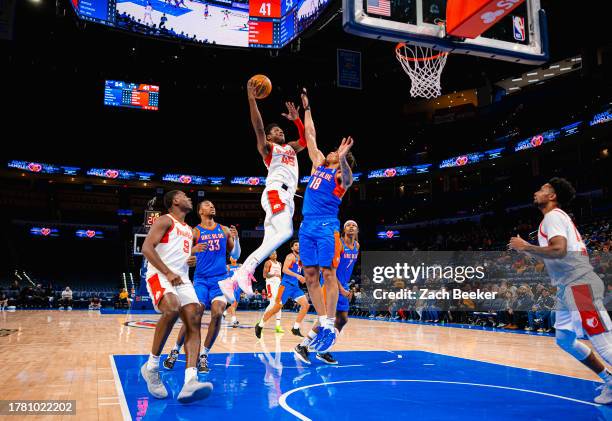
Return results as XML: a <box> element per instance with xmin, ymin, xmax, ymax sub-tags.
<box><xmin>70</xmin><ymin>0</ymin><xmax>330</xmax><ymax>48</ymax></box>
<box><xmin>104</xmin><ymin>80</ymin><xmax>159</xmax><ymax>110</ymax></box>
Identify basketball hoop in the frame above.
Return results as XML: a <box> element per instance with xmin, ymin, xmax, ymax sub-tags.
<box><xmin>395</xmin><ymin>43</ymin><xmax>449</xmax><ymax>99</ymax></box>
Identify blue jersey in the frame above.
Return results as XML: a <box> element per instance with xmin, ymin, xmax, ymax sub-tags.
<box><xmin>281</xmin><ymin>255</ymin><xmax>302</xmax><ymax>287</ymax></box>
<box><xmin>194</xmin><ymin>223</ymin><xmax>228</xmax><ymax>278</ymax></box>
<box><xmin>302</xmin><ymin>166</ymin><xmax>345</xmax><ymax>220</ymax></box>
<box><xmin>336</xmin><ymin>239</ymin><xmax>359</xmax><ymax>289</ymax></box>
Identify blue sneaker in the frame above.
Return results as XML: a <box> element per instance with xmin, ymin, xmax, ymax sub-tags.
<box><xmin>311</xmin><ymin>327</ymin><xmax>337</xmax><ymax>353</ymax></box>
<box><xmin>307</xmin><ymin>327</ymin><xmax>327</xmax><ymax>352</ymax></box>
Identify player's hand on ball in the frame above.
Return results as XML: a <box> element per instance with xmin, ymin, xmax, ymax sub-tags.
<box><xmin>508</xmin><ymin>235</ymin><xmax>529</xmax><ymax>252</ymax></box>
<box><xmin>229</xmin><ymin>225</ymin><xmax>238</xmax><ymax>238</ymax></box>
<box><xmin>281</xmin><ymin>102</ymin><xmax>300</xmax><ymax>121</ymax></box>
<box><xmin>187</xmin><ymin>256</ymin><xmax>197</xmax><ymax>267</ymax></box>
<box><xmin>166</xmin><ymin>271</ymin><xmax>183</xmax><ymax>286</ymax></box>
<box><xmin>247</xmin><ymin>80</ymin><xmax>258</xmax><ymax>99</ymax></box>
<box><xmin>338</xmin><ymin>136</ymin><xmax>354</xmax><ymax>158</ymax></box>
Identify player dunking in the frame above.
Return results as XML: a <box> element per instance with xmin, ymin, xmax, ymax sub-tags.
<box><xmin>141</xmin><ymin>190</ymin><xmax>212</xmax><ymax>403</ymax></box>
<box><xmin>293</xmin><ymin>88</ymin><xmax>355</xmax><ymax>357</ymax></box>
<box><xmin>509</xmin><ymin>178</ymin><xmax>612</xmax><ymax>404</ymax></box>
<box><xmin>261</xmin><ymin>251</ymin><xmax>284</xmax><ymax>333</ymax></box>
<box><xmin>255</xmin><ymin>240</ymin><xmax>309</xmax><ymax>338</ymax></box>
<box><xmin>163</xmin><ymin>200</ymin><xmax>240</xmax><ymax>374</ymax></box>
<box><xmin>228</xmin><ymin>81</ymin><xmax>307</xmax><ymax>297</ymax></box>
<box><xmin>298</xmin><ymin>220</ymin><xmax>359</xmax><ymax>364</ymax></box>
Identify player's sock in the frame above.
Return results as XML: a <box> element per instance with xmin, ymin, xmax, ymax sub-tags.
<box><xmin>258</xmin><ymin>319</ymin><xmax>265</xmax><ymax>328</ymax></box>
<box><xmin>185</xmin><ymin>367</ymin><xmax>197</xmax><ymax>384</ymax></box>
<box><xmin>301</xmin><ymin>330</ymin><xmax>317</xmax><ymax>347</ymax></box>
<box><xmin>201</xmin><ymin>347</ymin><xmax>210</xmax><ymax>356</ymax></box>
<box><xmin>326</xmin><ymin>317</ymin><xmax>336</xmax><ymax>329</ymax></box>
<box><xmin>599</xmin><ymin>368</ymin><xmax>612</xmax><ymax>385</ymax></box>
<box><xmin>172</xmin><ymin>343</ymin><xmax>182</xmax><ymax>353</ymax></box>
<box><xmin>276</xmin><ymin>316</ymin><xmax>282</xmax><ymax>327</ymax></box>
<box><xmin>231</xmin><ymin>316</ymin><xmax>237</xmax><ymax>323</ymax></box>
<box><xmin>293</xmin><ymin>322</ymin><xmax>300</xmax><ymax>330</ymax></box>
<box><xmin>318</xmin><ymin>315</ymin><xmax>328</xmax><ymax>327</ymax></box>
<box><xmin>147</xmin><ymin>353</ymin><xmax>160</xmax><ymax>371</ymax></box>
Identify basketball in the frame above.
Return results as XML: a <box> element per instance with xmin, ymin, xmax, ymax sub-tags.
<box><xmin>248</xmin><ymin>74</ymin><xmax>272</xmax><ymax>99</ymax></box>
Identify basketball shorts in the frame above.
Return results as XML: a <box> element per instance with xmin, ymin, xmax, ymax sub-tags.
<box><xmin>261</xmin><ymin>185</ymin><xmax>295</xmax><ymax>223</ymax></box>
<box><xmin>266</xmin><ymin>277</ymin><xmax>281</xmax><ymax>302</ymax></box>
<box><xmin>299</xmin><ymin>218</ymin><xmax>342</xmax><ymax>268</ymax></box>
<box><xmin>555</xmin><ymin>275</ymin><xmax>611</xmax><ymax>337</ymax></box>
<box><xmin>279</xmin><ymin>281</ymin><xmax>305</xmax><ymax>304</ymax></box>
<box><xmin>194</xmin><ymin>273</ymin><xmax>228</xmax><ymax>308</ymax></box>
<box><xmin>146</xmin><ymin>270</ymin><xmax>199</xmax><ymax>313</ymax></box>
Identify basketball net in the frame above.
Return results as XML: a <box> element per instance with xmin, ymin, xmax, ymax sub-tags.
<box><xmin>395</xmin><ymin>43</ymin><xmax>449</xmax><ymax>99</ymax></box>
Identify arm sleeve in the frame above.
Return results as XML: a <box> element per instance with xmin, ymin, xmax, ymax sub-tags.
<box><xmin>230</xmin><ymin>236</ymin><xmax>241</xmax><ymax>260</ymax></box>
<box><xmin>294</xmin><ymin>118</ymin><xmax>307</xmax><ymax>148</ymax></box>
<box><xmin>542</xmin><ymin>212</ymin><xmax>568</xmax><ymax>240</ymax></box>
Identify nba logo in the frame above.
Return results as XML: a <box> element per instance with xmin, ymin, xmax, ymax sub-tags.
<box><xmin>512</xmin><ymin>16</ymin><xmax>525</xmax><ymax>41</ymax></box>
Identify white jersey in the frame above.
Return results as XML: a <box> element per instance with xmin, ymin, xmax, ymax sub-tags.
<box><xmin>147</xmin><ymin>214</ymin><xmax>193</xmax><ymax>278</ymax></box>
<box><xmin>537</xmin><ymin>208</ymin><xmax>594</xmax><ymax>287</ymax></box>
<box><xmin>264</xmin><ymin>143</ymin><xmax>299</xmax><ymax>195</ymax></box>
<box><xmin>266</xmin><ymin>260</ymin><xmax>282</xmax><ymax>283</ymax></box>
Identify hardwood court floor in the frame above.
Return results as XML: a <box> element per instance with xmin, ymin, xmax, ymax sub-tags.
<box><xmin>0</xmin><ymin>309</ymin><xmax>601</xmax><ymax>420</ymax></box>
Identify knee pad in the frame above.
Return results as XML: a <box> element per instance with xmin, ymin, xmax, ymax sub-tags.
<box><xmin>556</xmin><ymin>329</ymin><xmax>591</xmax><ymax>360</ymax></box>
<box><xmin>589</xmin><ymin>331</ymin><xmax>612</xmax><ymax>366</ymax></box>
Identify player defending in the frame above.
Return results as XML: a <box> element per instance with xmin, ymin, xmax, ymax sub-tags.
<box><xmin>228</xmin><ymin>80</ymin><xmax>307</xmax><ymax>297</ymax></box>
<box><xmin>255</xmin><ymin>240</ymin><xmax>309</xmax><ymax>338</ymax></box>
<box><xmin>297</xmin><ymin>220</ymin><xmax>359</xmax><ymax>364</ymax></box>
<box><xmin>509</xmin><ymin>178</ymin><xmax>612</xmax><ymax>404</ymax></box>
<box><xmin>163</xmin><ymin>200</ymin><xmax>240</xmax><ymax>373</ymax></box>
<box><xmin>141</xmin><ymin>190</ymin><xmax>212</xmax><ymax>403</ymax></box>
<box><xmin>293</xmin><ymin>88</ymin><xmax>355</xmax><ymax>357</ymax></box>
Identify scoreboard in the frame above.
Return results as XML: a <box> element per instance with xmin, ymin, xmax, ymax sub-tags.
<box><xmin>247</xmin><ymin>0</ymin><xmax>305</xmax><ymax>47</ymax></box>
<box><xmin>104</xmin><ymin>80</ymin><xmax>159</xmax><ymax>111</ymax></box>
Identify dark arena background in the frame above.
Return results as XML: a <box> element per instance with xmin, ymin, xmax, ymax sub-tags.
<box><xmin>1</xmin><ymin>0</ymin><xmax>611</xmax><ymax>420</ymax></box>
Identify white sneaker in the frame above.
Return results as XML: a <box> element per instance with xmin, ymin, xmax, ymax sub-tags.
<box><xmin>177</xmin><ymin>378</ymin><xmax>213</xmax><ymax>404</ymax></box>
<box><xmin>232</xmin><ymin>267</ymin><xmax>254</xmax><ymax>297</ymax></box>
<box><xmin>140</xmin><ymin>364</ymin><xmax>168</xmax><ymax>399</ymax></box>
<box><xmin>595</xmin><ymin>385</ymin><xmax>612</xmax><ymax>404</ymax></box>
<box><xmin>218</xmin><ymin>278</ymin><xmax>236</xmax><ymax>304</ymax></box>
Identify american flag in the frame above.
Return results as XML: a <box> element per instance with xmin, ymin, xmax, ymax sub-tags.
<box><xmin>366</xmin><ymin>0</ymin><xmax>390</xmax><ymax>16</ymax></box>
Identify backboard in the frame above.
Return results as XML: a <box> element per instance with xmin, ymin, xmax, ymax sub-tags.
<box><xmin>343</xmin><ymin>0</ymin><xmax>549</xmax><ymax>64</ymax></box>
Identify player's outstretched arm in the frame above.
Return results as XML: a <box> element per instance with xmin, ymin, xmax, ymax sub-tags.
<box><xmin>300</xmin><ymin>88</ymin><xmax>325</xmax><ymax>169</ymax></box>
<box><xmin>338</xmin><ymin>136</ymin><xmax>354</xmax><ymax>189</ymax></box>
<box><xmin>247</xmin><ymin>80</ymin><xmax>271</xmax><ymax>160</ymax></box>
<box><xmin>142</xmin><ymin>215</ymin><xmax>182</xmax><ymax>285</ymax></box>
<box><xmin>283</xmin><ymin>102</ymin><xmax>306</xmax><ymax>153</ymax></box>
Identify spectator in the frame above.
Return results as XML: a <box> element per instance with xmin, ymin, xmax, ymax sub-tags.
<box><xmin>527</xmin><ymin>288</ymin><xmax>555</xmax><ymax>332</ymax></box>
<box><xmin>60</xmin><ymin>286</ymin><xmax>73</xmax><ymax>310</ymax></box>
<box><xmin>117</xmin><ymin>288</ymin><xmax>130</xmax><ymax>309</ymax></box>
<box><xmin>10</xmin><ymin>280</ymin><xmax>20</xmax><ymax>291</ymax></box>
<box><xmin>89</xmin><ymin>296</ymin><xmax>102</xmax><ymax>310</ymax></box>
<box><xmin>0</xmin><ymin>292</ymin><xmax>7</xmax><ymax>311</ymax></box>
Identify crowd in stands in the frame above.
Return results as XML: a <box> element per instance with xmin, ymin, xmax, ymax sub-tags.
<box><xmin>0</xmin><ymin>278</ymin><xmax>136</xmax><ymax>311</ymax></box>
